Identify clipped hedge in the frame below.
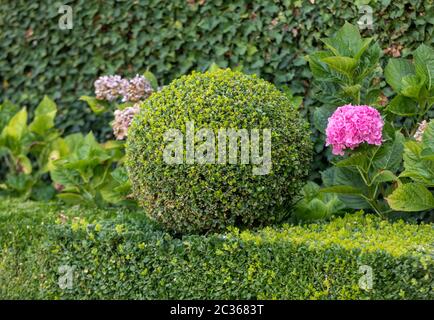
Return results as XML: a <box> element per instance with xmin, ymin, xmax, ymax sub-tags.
<box><xmin>0</xmin><ymin>199</ymin><xmax>433</xmax><ymax>299</ymax></box>
<box><xmin>1</xmin><ymin>0</ymin><xmax>433</xmax><ymax>136</ymax></box>
<box><xmin>126</xmin><ymin>69</ymin><xmax>312</xmax><ymax>234</ymax></box>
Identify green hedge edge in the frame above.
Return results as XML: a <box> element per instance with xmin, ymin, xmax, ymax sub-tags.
<box><xmin>0</xmin><ymin>199</ymin><xmax>432</xmax><ymax>299</ymax></box>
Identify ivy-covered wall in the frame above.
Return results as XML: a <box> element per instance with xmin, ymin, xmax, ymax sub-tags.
<box><xmin>0</xmin><ymin>0</ymin><xmax>433</xmax><ymax>136</ymax></box>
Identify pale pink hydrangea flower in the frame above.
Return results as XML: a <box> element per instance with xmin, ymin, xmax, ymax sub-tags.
<box><xmin>325</xmin><ymin>104</ymin><xmax>384</xmax><ymax>156</ymax></box>
<box><xmin>413</xmin><ymin>120</ymin><xmax>428</xmax><ymax>142</ymax></box>
<box><xmin>94</xmin><ymin>75</ymin><xmax>128</xmax><ymax>101</ymax></box>
<box><xmin>121</xmin><ymin>74</ymin><xmax>153</xmax><ymax>102</ymax></box>
<box><xmin>112</xmin><ymin>104</ymin><xmax>141</xmax><ymax>140</ymax></box>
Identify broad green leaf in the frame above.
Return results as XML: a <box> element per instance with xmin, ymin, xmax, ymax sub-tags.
<box><xmin>353</xmin><ymin>38</ymin><xmax>373</xmax><ymax>60</ymax></box>
<box><xmin>57</xmin><ymin>193</ymin><xmax>85</xmax><ymax>205</ymax></box>
<box><xmin>387</xmin><ymin>183</ymin><xmax>434</xmax><ymax>211</ymax></box>
<box><xmin>50</xmin><ymin>166</ymin><xmax>81</xmax><ymax>187</ymax></box>
<box><xmin>414</xmin><ymin>44</ymin><xmax>434</xmax><ymax>90</ymax></box>
<box><xmin>321</xmin><ymin>185</ymin><xmax>363</xmax><ymax>194</ymax></box>
<box><xmin>0</xmin><ymin>100</ymin><xmax>19</xmax><ymax>133</ymax></box>
<box><xmin>342</xmin><ymin>84</ymin><xmax>361</xmax><ymax>100</ymax></box>
<box><xmin>5</xmin><ymin>173</ymin><xmax>32</xmax><ymax>193</ymax></box>
<box><xmin>400</xmin><ymin>140</ymin><xmax>434</xmax><ymax>186</ymax></box>
<box><xmin>300</xmin><ymin>181</ymin><xmax>320</xmax><ymax>199</ymax></box>
<box><xmin>29</xmin><ymin>115</ymin><xmax>54</xmax><ymax>135</ymax></box>
<box><xmin>79</xmin><ymin>96</ymin><xmax>109</xmax><ymax>114</ymax></box>
<box><xmin>144</xmin><ymin>71</ymin><xmax>158</xmax><ymax>90</ymax></box>
<box><xmin>336</xmin><ymin>153</ymin><xmax>368</xmax><ymax>169</ymax></box>
<box><xmin>321</xmin><ymin>56</ymin><xmax>358</xmax><ymax>76</ymax></box>
<box><xmin>306</xmin><ymin>51</ymin><xmax>333</xmax><ymax>79</ymax></box>
<box><xmin>64</xmin><ymin>133</ymin><xmax>86</xmax><ymax>153</ymax></box>
<box><xmin>384</xmin><ymin>59</ymin><xmax>415</xmax><ymax>93</ymax></box>
<box><xmin>321</xmin><ymin>166</ymin><xmax>370</xmax><ymax>209</ymax></box>
<box><xmin>1</xmin><ymin>108</ymin><xmax>27</xmax><ymax>141</ymax></box>
<box><xmin>16</xmin><ymin>155</ymin><xmax>32</xmax><ymax>174</ymax></box>
<box><xmin>400</xmin><ymin>74</ymin><xmax>426</xmax><ymax>98</ymax></box>
<box><xmin>33</xmin><ymin>95</ymin><xmax>57</xmax><ymax>116</ymax></box>
<box><xmin>422</xmin><ymin>121</ymin><xmax>434</xmax><ymax>150</ymax></box>
<box><xmin>208</xmin><ymin>62</ymin><xmax>221</xmax><ymax>73</ymax></box>
<box><xmin>386</xmin><ymin>95</ymin><xmax>418</xmax><ymax>116</ymax></box>
<box><xmin>320</xmin><ymin>22</ymin><xmax>362</xmax><ymax>57</ymax></box>
<box><xmin>29</xmin><ymin>96</ymin><xmax>57</xmax><ymax>134</ymax></box>
<box><xmin>370</xmin><ymin>170</ymin><xmax>397</xmax><ymax>185</ymax></box>
<box><xmin>373</xmin><ymin>131</ymin><xmax>404</xmax><ymax>172</ymax></box>
<box><xmin>313</xmin><ymin>105</ymin><xmax>335</xmax><ymax>133</ymax></box>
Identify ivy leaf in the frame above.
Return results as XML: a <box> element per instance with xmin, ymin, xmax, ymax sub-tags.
<box><xmin>387</xmin><ymin>183</ymin><xmax>434</xmax><ymax>212</ymax></box>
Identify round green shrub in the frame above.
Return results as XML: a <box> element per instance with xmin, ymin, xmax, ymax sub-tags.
<box><xmin>126</xmin><ymin>69</ymin><xmax>312</xmax><ymax>234</ymax></box>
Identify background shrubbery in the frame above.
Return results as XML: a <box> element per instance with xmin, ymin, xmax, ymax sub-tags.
<box><xmin>0</xmin><ymin>199</ymin><xmax>432</xmax><ymax>299</ymax></box>
<box><xmin>1</xmin><ymin>0</ymin><xmax>432</xmax><ymax>137</ymax></box>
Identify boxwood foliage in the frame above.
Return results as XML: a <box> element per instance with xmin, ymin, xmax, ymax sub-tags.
<box><xmin>126</xmin><ymin>69</ymin><xmax>312</xmax><ymax>234</ymax></box>
<box><xmin>0</xmin><ymin>199</ymin><xmax>432</xmax><ymax>299</ymax></box>
<box><xmin>0</xmin><ymin>0</ymin><xmax>432</xmax><ymax>137</ymax></box>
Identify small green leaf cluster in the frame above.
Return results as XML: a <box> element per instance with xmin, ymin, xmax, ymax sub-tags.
<box><xmin>126</xmin><ymin>69</ymin><xmax>313</xmax><ymax>234</ymax></box>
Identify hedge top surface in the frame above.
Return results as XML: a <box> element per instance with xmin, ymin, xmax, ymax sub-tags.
<box><xmin>236</xmin><ymin>212</ymin><xmax>434</xmax><ymax>258</ymax></box>
<box><xmin>0</xmin><ymin>198</ymin><xmax>433</xmax><ymax>259</ymax></box>
<box><xmin>126</xmin><ymin>69</ymin><xmax>312</xmax><ymax>233</ymax></box>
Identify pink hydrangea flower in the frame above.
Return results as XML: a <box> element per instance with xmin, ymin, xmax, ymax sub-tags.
<box><xmin>325</xmin><ymin>104</ymin><xmax>384</xmax><ymax>156</ymax></box>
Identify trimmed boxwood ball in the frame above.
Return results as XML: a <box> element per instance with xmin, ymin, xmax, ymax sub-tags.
<box><xmin>126</xmin><ymin>69</ymin><xmax>312</xmax><ymax>234</ymax></box>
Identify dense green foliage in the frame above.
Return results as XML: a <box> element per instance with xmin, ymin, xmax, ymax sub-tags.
<box><xmin>387</xmin><ymin>121</ymin><xmax>434</xmax><ymax>211</ymax></box>
<box><xmin>307</xmin><ymin>22</ymin><xmax>382</xmax><ymax>133</ymax></box>
<box><xmin>0</xmin><ymin>98</ymin><xmax>134</xmax><ymax>207</ymax></box>
<box><xmin>0</xmin><ymin>96</ymin><xmax>61</xmax><ymax>200</ymax></box>
<box><xmin>0</xmin><ymin>199</ymin><xmax>432</xmax><ymax>299</ymax></box>
<box><xmin>126</xmin><ymin>69</ymin><xmax>312</xmax><ymax>234</ymax></box>
<box><xmin>50</xmin><ymin>132</ymin><xmax>134</xmax><ymax>208</ymax></box>
<box><xmin>1</xmin><ymin>0</ymin><xmax>432</xmax><ymax>137</ymax></box>
<box><xmin>304</xmin><ymin>23</ymin><xmax>434</xmax><ymax>219</ymax></box>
